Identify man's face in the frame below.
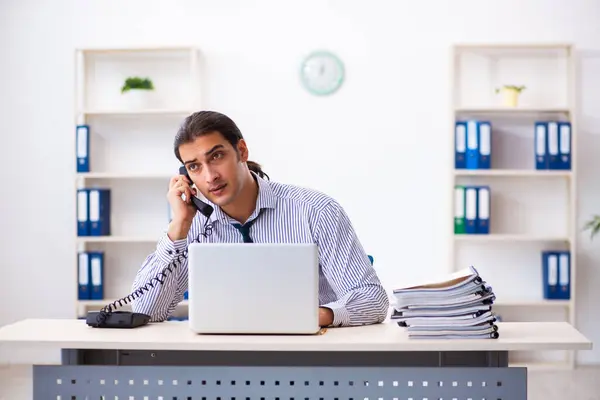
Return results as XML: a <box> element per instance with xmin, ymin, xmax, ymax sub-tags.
<box><xmin>179</xmin><ymin>131</ymin><xmax>248</xmax><ymax>207</ymax></box>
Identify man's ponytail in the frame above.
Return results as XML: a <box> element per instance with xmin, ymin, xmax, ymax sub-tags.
<box><xmin>247</xmin><ymin>160</ymin><xmax>270</xmax><ymax>180</ymax></box>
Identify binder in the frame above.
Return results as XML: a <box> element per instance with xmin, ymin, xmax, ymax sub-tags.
<box><xmin>534</xmin><ymin>122</ymin><xmax>548</xmax><ymax>169</ymax></box>
<box><xmin>476</xmin><ymin>185</ymin><xmax>490</xmax><ymax>234</ymax></box>
<box><xmin>184</xmin><ymin>291</ymin><xmax>189</xmax><ymax>300</ymax></box>
<box><xmin>478</xmin><ymin>121</ymin><xmax>491</xmax><ymax>169</ymax></box>
<box><xmin>547</xmin><ymin>122</ymin><xmax>560</xmax><ymax>169</ymax></box>
<box><xmin>89</xmin><ymin>188</ymin><xmax>111</xmax><ymax>236</ymax></box>
<box><xmin>558</xmin><ymin>121</ymin><xmax>572</xmax><ymax>170</ymax></box>
<box><xmin>542</xmin><ymin>251</ymin><xmax>559</xmax><ymax>299</ymax></box>
<box><xmin>558</xmin><ymin>251</ymin><xmax>571</xmax><ymax>299</ymax></box>
<box><xmin>454</xmin><ymin>185</ymin><xmax>466</xmax><ymax>234</ymax></box>
<box><xmin>77</xmin><ymin>189</ymin><xmax>90</xmax><ymax>236</ymax></box>
<box><xmin>454</xmin><ymin>121</ymin><xmax>466</xmax><ymax>169</ymax></box>
<box><xmin>76</xmin><ymin>124</ymin><xmax>90</xmax><ymax>173</ymax></box>
<box><xmin>464</xmin><ymin>186</ymin><xmax>477</xmax><ymax>234</ymax></box>
<box><xmin>466</xmin><ymin>120</ymin><xmax>479</xmax><ymax>169</ymax></box>
<box><xmin>89</xmin><ymin>251</ymin><xmax>104</xmax><ymax>300</ymax></box>
<box><xmin>78</xmin><ymin>252</ymin><xmax>90</xmax><ymax>300</ymax></box>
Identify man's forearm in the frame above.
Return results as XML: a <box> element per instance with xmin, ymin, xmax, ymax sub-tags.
<box><xmin>323</xmin><ymin>284</ymin><xmax>390</xmax><ymax>327</ymax></box>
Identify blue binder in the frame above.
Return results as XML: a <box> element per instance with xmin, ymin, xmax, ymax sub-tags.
<box><xmin>89</xmin><ymin>188</ymin><xmax>111</xmax><ymax>236</ymax></box>
<box><xmin>464</xmin><ymin>186</ymin><xmax>477</xmax><ymax>234</ymax></box>
<box><xmin>534</xmin><ymin>122</ymin><xmax>548</xmax><ymax>169</ymax></box>
<box><xmin>184</xmin><ymin>291</ymin><xmax>189</xmax><ymax>300</ymax></box>
<box><xmin>476</xmin><ymin>185</ymin><xmax>490</xmax><ymax>234</ymax></box>
<box><xmin>558</xmin><ymin>121</ymin><xmax>571</xmax><ymax>170</ymax></box>
<box><xmin>76</xmin><ymin>125</ymin><xmax>90</xmax><ymax>173</ymax></box>
<box><xmin>542</xmin><ymin>251</ymin><xmax>559</xmax><ymax>299</ymax></box>
<box><xmin>557</xmin><ymin>251</ymin><xmax>571</xmax><ymax>299</ymax></box>
<box><xmin>89</xmin><ymin>251</ymin><xmax>104</xmax><ymax>300</ymax></box>
<box><xmin>77</xmin><ymin>189</ymin><xmax>90</xmax><ymax>236</ymax></box>
<box><xmin>478</xmin><ymin>121</ymin><xmax>491</xmax><ymax>169</ymax></box>
<box><xmin>547</xmin><ymin>122</ymin><xmax>561</xmax><ymax>169</ymax></box>
<box><xmin>77</xmin><ymin>252</ymin><xmax>90</xmax><ymax>300</ymax></box>
<box><xmin>454</xmin><ymin>121</ymin><xmax>467</xmax><ymax>169</ymax></box>
<box><xmin>466</xmin><ymin>120</ymin><xmax>479</xmax><ymax>169</ymax></box>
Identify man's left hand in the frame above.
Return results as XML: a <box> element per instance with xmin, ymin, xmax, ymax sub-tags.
<box><xmin>319</xmin><ymin>307</ymin><xmax>334</xmax><ymax>326</ymax></box>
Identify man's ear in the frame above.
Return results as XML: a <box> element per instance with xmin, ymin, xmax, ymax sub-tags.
<box><xmin>237</xmin><ymin>139</ymin><xmax>249</xmax><ymax>162</ymax></box>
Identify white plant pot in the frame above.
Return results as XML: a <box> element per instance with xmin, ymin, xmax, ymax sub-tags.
<box><xmin>501</xmin><ymin>89</ymin><xmax>520</xmax><ymax>107</ymax></box>
<box><xmin>122</xmin><ymin>89</ymin><xmax>153</xmax><ymax>110</ymax></box>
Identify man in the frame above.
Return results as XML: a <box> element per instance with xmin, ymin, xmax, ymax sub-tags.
<box><xmin>131</xmin><ymin>110</ymin><xmax>389</xmax><ymax>326</ymax></box>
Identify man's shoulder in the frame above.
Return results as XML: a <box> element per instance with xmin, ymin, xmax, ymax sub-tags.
<box><xmin>268</xmin><ymin>179</ymin><xmax>339</xmax><ymax>213</ymax></box>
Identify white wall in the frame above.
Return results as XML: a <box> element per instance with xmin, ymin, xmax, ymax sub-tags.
<box><xmin>1</xmin><ymin>0</ymin><xmax>599</xmax><ymax>365</ymax></box>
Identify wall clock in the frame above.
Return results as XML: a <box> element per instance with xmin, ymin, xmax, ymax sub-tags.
<box><xmin>300</xmin><ymin>50</ymin><xmax>345</xmax><ymax>96</ymax></box>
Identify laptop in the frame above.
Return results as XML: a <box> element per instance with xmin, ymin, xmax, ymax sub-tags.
<box><xmin>187</xmin><ymin>242</ymin><xmax>321</xmax><ymax>334</ymax></box>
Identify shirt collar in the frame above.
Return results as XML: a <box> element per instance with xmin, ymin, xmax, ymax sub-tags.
<box><xmin>207</xmin><ymin>171</ymin><xmax>277</xmax><ymax>224</ymax></box>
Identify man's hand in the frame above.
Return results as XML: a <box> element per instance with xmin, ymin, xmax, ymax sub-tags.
<box><xmin>319</xmin><ymin>307</ymin><xmax>334</xmax><ymax>326</ymax></box>
<box><xmin>167</xmin><ymin>173</ymin><xmax>198</xmax><ymax>241</ymax></box>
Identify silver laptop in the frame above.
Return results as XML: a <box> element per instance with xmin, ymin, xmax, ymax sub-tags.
<box><xmin>187</xmin><ymin>242</ymin><xmax>321</xmax><ymax>334</ymax></box>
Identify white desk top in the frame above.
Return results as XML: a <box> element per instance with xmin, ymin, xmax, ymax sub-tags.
<box><xmin>0</xmin><ymin>319</ymin><xmax>592</xmax><ymax>352</ymax></box>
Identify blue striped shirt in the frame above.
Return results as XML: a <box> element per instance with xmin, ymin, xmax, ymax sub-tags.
<box><xmin>131</xmin><ymin>173</ymin><xmax>389</xmax><ymax>326</ymax></box>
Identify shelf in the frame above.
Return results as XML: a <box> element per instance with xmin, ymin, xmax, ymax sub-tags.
<box><xmin>454</xmin><ymin>234</ymin><xmax>571</xmax><ymax>242</ymax></box>
<box><xmin>77</xmin><ymin>236</ymin><xmax>159</xmax><ymax>243</ymax></box>
<box><xmin>509</xmin><ymin>360</ymin><xmax>572</xmax><ymax>371</ymax></box>
<box><xmin>454</xmin><ymin>169</ymin><xmax>572</xmax><ymax>178</ymax></box>
<box><xmin>77</xmin><ymin>172</ymin><xmax>172</xmax><ymax>179</ymax></box>
<box><xmin>78</xmin><ymin>108</ymin><xmax>195</xmax><ymax>116</ymax></box>
<box><xmin>494</xmin><ymin>299</ymin><xmax>571</xmax><ymax>307</ymax></box>
<box><xmin>455</xmin><ymin>106</ymin><xmax>571</xmax><ymax>114</ymax></box>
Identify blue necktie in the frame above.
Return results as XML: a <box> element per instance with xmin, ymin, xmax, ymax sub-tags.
<box><xmin>232</xmin><ymin>218</ymin><xmax>258</xmax><ymax>243</ymax></box>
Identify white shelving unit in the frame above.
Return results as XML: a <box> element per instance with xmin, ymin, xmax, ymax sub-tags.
<box><xmin>450</xmin><ymin>44</ymin><xmax>577</xmax><ymax>369</ymax></box>
<box><xmin>74</xmin><ymin>46</ymin><xmax>201</xmax><ymax>321</ymax></box>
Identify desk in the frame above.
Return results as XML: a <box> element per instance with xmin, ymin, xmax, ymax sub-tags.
<box><xmin>0</xmin><ymin>319</ymin><xmax>592</xmax><ymax>400</ymax></box>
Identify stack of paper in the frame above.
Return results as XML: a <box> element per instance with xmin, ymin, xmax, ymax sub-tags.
<box><xmin>391</xmin><ymin>266</ymin><xmax>499</xmax><ymax>339</ymax></box>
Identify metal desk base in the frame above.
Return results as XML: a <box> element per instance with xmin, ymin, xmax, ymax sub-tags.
<box><xmin>32</xmin><ymin>349</ymin><xmax>527</xmax><ymax>399</ymax></box>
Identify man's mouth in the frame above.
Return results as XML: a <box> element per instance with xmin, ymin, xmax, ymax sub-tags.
<box><xmin>209</xmin><ymin>184</ymin><xmax>227</xmax><ymax>193</ymax></box>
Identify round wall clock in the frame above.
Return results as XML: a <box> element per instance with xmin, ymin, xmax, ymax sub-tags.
<box><xmin>300</xmin><ymin>50</ymin><xmax>345</xmax><ymax>96</ymax></box>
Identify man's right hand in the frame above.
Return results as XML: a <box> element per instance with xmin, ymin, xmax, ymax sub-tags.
<box><xmin>167</xmin><ymin>174</ymin><xmax>198</xmax><ymax>241</ymax></box>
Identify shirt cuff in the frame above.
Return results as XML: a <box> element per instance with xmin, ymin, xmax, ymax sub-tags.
<box><xmin>155</xmin><ymin>232</ymin><xmax>188</xmax><ymax>264</ymax></box>
<box><xmin>322</xmin><ymin>300</ymin><xmax>351</xmax><ymax>327</ymax></box>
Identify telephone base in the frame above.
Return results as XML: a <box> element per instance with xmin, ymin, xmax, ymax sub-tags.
<box><xmin>86</xmin><ymin>311</ymin><xmax>151</xmax><ymax>329</ymax></box>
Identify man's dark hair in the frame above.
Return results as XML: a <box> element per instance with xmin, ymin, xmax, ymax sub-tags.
<box><xmin>174</xmin><ymin>110</ymin><xmax>269</xmax><ymax>180</ymax></box>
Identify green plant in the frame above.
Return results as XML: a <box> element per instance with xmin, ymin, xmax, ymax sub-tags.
<box><xmin>495</xmin><ymin>85</ymin><xmax>526</xmax><ymax>94</ymax></box>
<box><xmin>121</xmin><ymin>77</ymin><xmax>154</xmax><ymax>93</ymax></box>
<box><xmin>583</xmin><ymin>215</ymin><xmax>600</xmax><ymax>240</ymax></box>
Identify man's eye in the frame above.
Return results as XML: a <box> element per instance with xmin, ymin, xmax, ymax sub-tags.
<box><xmin>213</xmin><ymin>153</ymin><xmax>223</xmax><ymax>160</ymax></box>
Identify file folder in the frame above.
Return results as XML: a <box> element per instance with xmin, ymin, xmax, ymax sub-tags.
<box><xmin>454</xmin><ymin>185</ymin><xmax>466</xmax><ymax>234</ymax></box>
<box><xmin>464</xmin><ymin>186</ymin><xmax>477</xmax><ymax>234</ymax></box>
<box><xmin>89</xmin><ymin>188</ymin><xmax>111</xmax><ymax>236</ymax></box>
<box><xmin>89</xmin><ymin>251</ymin><xmax>104</xmax><ymax>300</ymax></box>
<box><xmin>542</xmin><ymin>251</ymin><xmax>559</xmax><ymax>299</ymax></box>
<box><xmin>534</xmin><ymin>122</ymin><xmax>548</xmax><ymax>169</ymax></box>
<box><xmin>558</xmin><ymin>121</ymin><xmax>571</xmax><ymax>170</ymax></box>
<box><xmin>478</xmin><ymin>121</ymin><xmax>491</xmax><ymax>169</ymax></box>
<box><xmin>78</xmin><ymin>252</ymin><xmax>90</xmax><ymax>300</ymax></box>
<box><xmin>454</xmin><ymin>121</ymin><xmax>466</xmax><ymax>169</ymax></box>
<box><xmin>77</xmin><ymin>189</ymin><xmax>90</xmax><ymax>236</ymax></box>
<box><xmin>476</xmin><ymin>185</ymin><xmax>490</xmax><ymax>234</ymax></box>
<box><xmin>547</xmin><ymin>122</ymin><xmax>560</xmax><ymax>169</ymax></box>
<box><xmin>76</xmin><ymin>124</ymin><xmax>90</xmax><ymax>173</ymax></box>
<box><xmin>558</xmin><ymin>251</ymin><xmax>571</xmax><ymax>299</ymax></box>
<box><xmin>466</xmin><ymin>120</ymin><xmax>479</xmax><ymax>169</ymax></box>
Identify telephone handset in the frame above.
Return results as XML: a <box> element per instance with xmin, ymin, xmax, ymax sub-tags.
<box><xmin>178</xmin><ymin>165</ymin><xmax>214</xmax><ymax>219</ymax></box>
<box><xmin>85</xmin><ymin>167</ymin><xmax>216</xmax><ymax>329</ymax></box>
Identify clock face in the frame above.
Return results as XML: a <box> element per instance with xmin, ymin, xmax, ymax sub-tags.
<box><xmin>300</xmin><ymin>51</ymin><xmax>345</xmax><ymax>96</ymax></box>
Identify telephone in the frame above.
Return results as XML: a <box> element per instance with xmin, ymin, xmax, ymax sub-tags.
<box><xmin>85</xmin><ymin>166</ymin><xmax>215</xmax><ymax>328</ymax></box>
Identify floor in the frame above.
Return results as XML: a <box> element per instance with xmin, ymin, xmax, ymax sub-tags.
<box><xmin>1</xmin><ymin>364</ymin><xmax>600</xmax><ymax>399</ymax></box>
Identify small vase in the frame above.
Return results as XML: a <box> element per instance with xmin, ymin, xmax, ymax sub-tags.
<box><xmin>501</xmin><ymin>89</ymin><xmax>519</xmax><ymax>107</ymax></box>
<box><xmin>122</xmin><ymin>89</ymin><xmax>153</xmax><ymax>110</ymax></box>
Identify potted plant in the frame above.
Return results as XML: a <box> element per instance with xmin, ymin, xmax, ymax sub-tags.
<box><xmin>495</xmin><ymin>85</ymin><xmax>526</xmax><ymax>107</ymax></box>
<box><xmin>583</xmin><ymin>215</ymin><xmax>600</xmax><ymax>240</ymax></box>
<box><xmin>121</xmin><ymin>76</ymin><xmax>155</xmax><ymax>109</ymax></box>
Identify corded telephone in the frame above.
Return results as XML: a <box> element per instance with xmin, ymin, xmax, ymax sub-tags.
<box><xmin>86</xmin><ymin>166</ymin><xmax>214</xmax><ymax>328</ymax></box>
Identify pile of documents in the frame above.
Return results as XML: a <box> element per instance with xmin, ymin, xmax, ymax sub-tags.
<box><xmin>391</xmin><ymin>266</ymin><xmax>499</xmax><ymax>339</ymax></box>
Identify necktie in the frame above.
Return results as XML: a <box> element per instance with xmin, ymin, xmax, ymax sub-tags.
<box><xmin>232</xmin><ymin>218</ymin><xmax>258</xmax><ymax>243</ymax></box>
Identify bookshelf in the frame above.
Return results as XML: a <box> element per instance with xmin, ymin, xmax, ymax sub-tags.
<box><xmin>450</xmin><ymin>44</ymin><xmax>577</xmax><ymax>369</ymax></box>
<box><xmin>74</xmin><ymin>46</ymin><xmax>200</xmax><ymax>322</ymax></box>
